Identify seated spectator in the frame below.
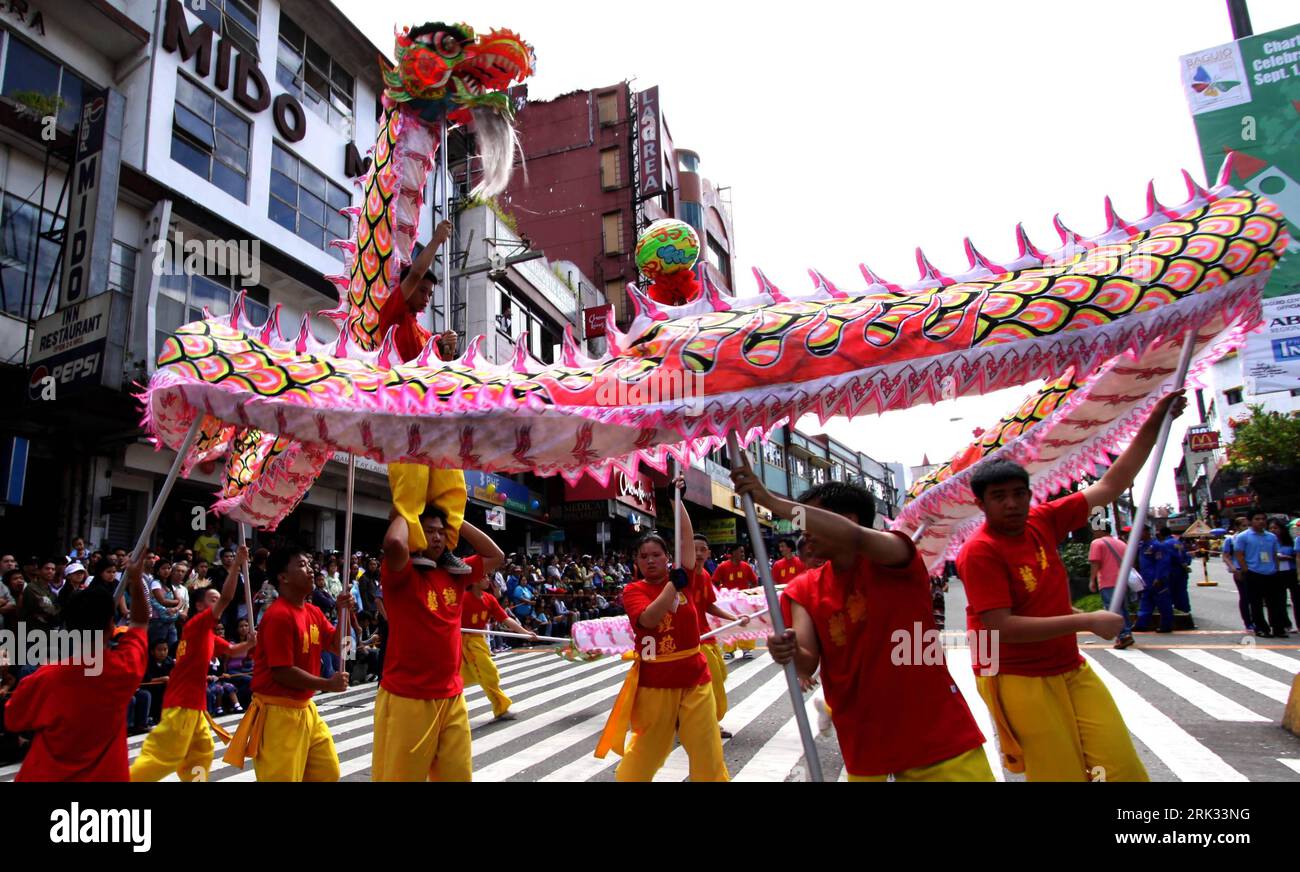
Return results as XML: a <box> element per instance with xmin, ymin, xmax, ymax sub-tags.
<box><xmin>205</xmin><ymin>627</ymin><xmax>242</xmax><ymax>716</ymax></box>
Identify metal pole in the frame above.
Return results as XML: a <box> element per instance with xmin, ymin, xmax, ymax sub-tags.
<box><xmin>114</xmin><ymin>415</ymin><xmax>203</xmax><ymax>600</ymax></box>
<box><xmin>673</xmin><ymin>458</ymin><xmax>683</xmax><ymax>568</ymax></box>
<box><xmin>1227</xmin><ymin>0</ymin><xmax>1253</xmax><ymax>40</ymax></box>
<box><xmin>1109</xmin><ymin>329</ymin><xmax>1199</xmax><ymax>611</ymax></box>
<box><xmin>726</xmin><ymin>431</ymin><xmax>825</xmax><ymax>782</ymax></box>
<box><xmin>440</xmin><ymin>123</ymin><xmax>451</xmax><ymax>335</ymax></box>
<box><xmin>910</xmin><ymin>520</ymin><xmax>931</xmax><ymax>543</ymax></box>
<box><xmin>239</xmin><ymin>522</ymin><xmax>255</xmax><ymax>628</ymax></box>
<box><xmin>338</xmin><ymin>455</ymin><xmax>356</xmax><ymax>662</ymax></box>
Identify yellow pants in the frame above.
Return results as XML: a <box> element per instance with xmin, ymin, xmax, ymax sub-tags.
<box><xmin>460</xmin><ymin>634</ymin><xmax>512</xmax><ymax>718</ymax></box>
<box><xmin>976</xmin><ymin>661</ymin><xmax>1149</xmax><ymax>782</ymax></box>
<box><xmin>847</xmin><ymin>746</ymin><xmax>995</xmax><ymax>782</ymax></box>
<box><xmin>723</xmin><ymin>638</ymin><xmax>757</xmax><ymax>653</ymax></box>
<box><xmin>702</xmin><ymin>642</ymin><xmax>728</xmax><ymax>720</ymax></box>
<box><xmin>372</xmin><ymin>687</ymin><xmax>472</xmax><ymax>782</ymax></box>
<box><xmin>389</xmin><ymin>464</ymin><xmax>467</xmax><ymax>552</ymax></box>
<box><xmin>227</xmin><ymin>697</ymin><xmax>339</xmax><ymax>782</ymax></box>
<box><xmin>615</xmin><ymin>683</ymin><xmax>729</xmax><ymax>782</ymax></box>
<box><xmin>130</xmin><ymin>707</ymin><xmax>218</xmax><ymax>782</ymax></box>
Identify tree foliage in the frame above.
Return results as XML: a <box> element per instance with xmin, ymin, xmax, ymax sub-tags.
<box><xmin>1224</xmin><ymin>405</ymin><xmax>1300</xmax><ymax>472</ymax></box>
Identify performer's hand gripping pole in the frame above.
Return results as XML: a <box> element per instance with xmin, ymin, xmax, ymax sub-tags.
<box><xmin>1109</xmin><ymin>328</ymin><xmax>1199</xmax><ymax>611</ymax></box>
<box><xmin>726</xmin><ymin>431</ymin><xmax>825</xmax><ymax>782</ymax></box>
<box><xmin>115</xmin><ymin>415</ymin><xmax>203</xmax><ymax>600</ymax></box>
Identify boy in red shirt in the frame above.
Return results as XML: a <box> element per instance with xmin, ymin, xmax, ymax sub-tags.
<box><xmin>373</xmin><ymin>505</ymin><xmax>504</xmax><ymax>781</ymax></box>
<box><xmin>6</xmin><ymin>551</ymin><xmax>152</xmax><ymax>781</ymax></box>
<box><xmin>956</xmin><ymin>392</ymin><xmax>1186</xmax><ymax>781</ymax></box>
<box><xmin>380</xmin><ymin>219</ymin><xmax>472</xmax><ymax>575</ymax></box>
<box><xmin>461</xmin><ymin>573</ymin><xmax>537</xmax><ymax>720</ymax></box>
<box><xmin>733</xmin><ymin>454</ymin><xmax>991</xmax><ymax>781</ymax></box>
<box><xmin>772</xmin><ymin>538</ymin><xmax>805</xmax><ymax>584</ymax></box>
<box><xmin>132</xmin><ymin>545</ymin><xmax>257</xmax><ymax>781</ymax></box>
<box><xmin>222</xmin><ymin>548</ymin><xmax>353</xmax><ymax>781</ymax></box>
<box><xmin>596</xmin><ymin>491</ymin><xmax>727</xmax><ymax>781</ymax></box>
<box><xmin>714</xmin><ymin>544</ymin><xmax>758</xmax><ymax>659</ymax></box>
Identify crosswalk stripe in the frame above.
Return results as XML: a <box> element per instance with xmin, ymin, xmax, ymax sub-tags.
<box><xmin>943</xmin><ymin>648</ymin><xmax>1007</xmax><ymax>782</ymax></box>
<box><xmin>837</xmin><ymin>766</ymin><xmax>848</xmax><ymax>782</ymax></box>
<box><xmin>654</xmin><ymin>658</ymin><xmax>792</xmax><ymax>781</ymax></box>
<box><xmin>1102</xmin><ymin>649</ymin><xmax>1269</xmax><ymax>721</ymax></box>
<box><xmin>536</xmin><ymin>657</ymin><xmax>779</xmax><ymax>783</ymax></box>
<box><xmin>1279</xmin><ymin>759</ymin><xmax>1300</xmax><ymax>776</ymax></box>
<box><xmin>464</xmin><ymin>655</ymin><xmax>614</xmax><ymax>717</ymax></box>
<box><xmin>337</xmin><ymin>657</ymin><xmax>633</xmax><ymax>779</ymax></box>
<box><xmin>1236</xmin><ymin>648</ymin><xmax>1300</xmax><ymax>675</ymax></box>
<box><xmin>1081</xmin><ymin>653</ymin><xmax>1247</xmax><ymax>782</ymax></box>
<box><xmin>731</xmin><ymin>691</ymin><xmax>820</xmax><ymax>782</ymax></box>
<box><xmin>1169</xmin><ymin>649</ymin><xmax>1293</xmax><ymax>704</ymax></box>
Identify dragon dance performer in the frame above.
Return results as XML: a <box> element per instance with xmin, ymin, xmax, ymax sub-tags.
<box><xmin>5</xmin><ymin>552</ymin><xmax>151</xmax><ymax>781</ymax></box>
<box><xmin>373</xmin><ymin>505</ymin><xmax>504</xmax><ymax>781</ymax></box>
<box><xmin>714</xmin><ymin>544</ymin><xmax>758</xmax><ymax>660</ymax></box>
<box><xmin>382</xmin><ymin>217</ymin><xmax>471</xmax><ymax>574</ymax></box>
<box><xmin>461</xmin><ymin>573</ymin><xmax>538</xmax><ymax>721</ymax></box>
<box><xmin>689</xmin><ymin>532</ymin><xmax>748</xmax><ymax>737</ymax></box>
<box><xmin>732</xmin><ymin>456</ymin><xmax>993</xmax><ymax>782</ymax></box>
<box><xmin>222</xmin><ymin>548</ymin><xmax>353</xmax><ymax>781</ymax></box>
<box><xmin>772</xmin><ymin>538</ymin><xmax>805</xmax><ymax>584</ymax></box>
<box><xmin>132</xmin><ymin>545</ymin><xmax>257</xmax><ymax>781</ymax></box>
<box><xmin>595</xmin><ymin>484</ymin><xmax>728</xmax><ymax>781</ymax></box>
<box><xmin>956</xmin><ymin>392</ymin><xmax>1188</xmax><ymax>782</ymax></box>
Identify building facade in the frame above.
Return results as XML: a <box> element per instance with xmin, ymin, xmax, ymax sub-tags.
<box><xmin>502</xmin><ymin>82</ymin><xmax>737</xmax><ymax>329</ymax></box>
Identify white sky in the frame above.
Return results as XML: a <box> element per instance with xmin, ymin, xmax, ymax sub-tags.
<box><xmin>335</xmin><ymin>0</ymin><xmax>1298</xmax><ymax>505</ymax></box>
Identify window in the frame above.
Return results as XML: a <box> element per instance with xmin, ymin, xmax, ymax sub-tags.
<box><xmin>108</xmin><ymin>242</ymin><xmax>138</xmax><ymax>294</ymax></box>
<box><xmin>600</xmin><ymin>148</ymin><xmax>621</xmax><ymax>189</ymax></box>
<box><xmin>597</xmin><ymin>91</ymin><xmax>618</xmax><ymax>125</ymax></box>
<box><xmin>831</xmin><ymin>462</ymin><xmax>844</xmax><ymax>482</ymax></box>
<box><xmin>172</xmin><ymin>75</ymin><xmax>250</xmax><ymax>201</ymax></box>
<box><xmin>791</xmin><ymin>456</ymin><xmax>808</xmax><ymax>479</ymax></box>
<box><xmin>762</xmin><ymin>440</ymin><xmax>785</xmax><ymax>470</ymax></box>
<box><xmin>1224</xmin><ymin>387</ymin><xmax>1244</xmax><ymax>406</ymax></box>
<box><xmin>269</xmin><ymin>143</ymin><xmax>351</xmax><ymax>253</ymax></box>
<box><xmin>811</xmin><ymin>466</ymin><xmax>827</xmax><ymax>486</ymax></box>
<box><xmin>0</xmin><ymin>194</ymin><xmax>63</xmax><ymax>320</ymax></box>
<box><xmin>1</xmin><ymin>33</ymin><xmax>90</xmax><ymax>131</ymax></box>
<box><xmin>495</xmin><ymin>283</ymin><xmax>559</xmax><ymax>364</ymax></box>
<box><xmin>602</xmin><ymin>212</ymin><xmax>624</xmax><ymax>255</ymax></box>
<box><xmin>706</xmin><ymin>235</ymin><xmax>732</xmax><ymax>288</ymax></box>
<box><xmin>277</xmin><ymin>14</ymin><xmax>354</xmax><ymax>135</ymax></box>
<box><xmin>155</xmin><ymin>242</ymin><xmax>269</xmax><ymax>360</ymax></box>
<box><xmin>187</xmin><ymin>0</ymin><xmax>259</xmax><ymax>59</ymax></box>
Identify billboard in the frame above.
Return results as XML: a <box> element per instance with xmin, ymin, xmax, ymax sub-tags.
<box><xmin>27</xmin><ymin>293</ymin><xmax>112</xmax><ymax>399</ymax></box>
<box><xmin>635</xmin><ymin>86</ymin><xmax>663</xmax><ymax>199</ymax></box>
<box><xmin>1243</xmin><ymin>293</ymin><xmax>1300</xmax><ymax>394</ymax></box>
<box><xmin>1181</xmin><ymin>23</ymin><xmax>1300</xmax><ymax>300</ymax></box>
<box><xmin>584</xmin><ymin>304</ymin><xmax>610</xmax><ymax>338</ymax></box>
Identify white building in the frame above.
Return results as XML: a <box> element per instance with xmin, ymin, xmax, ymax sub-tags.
<box><xmin>0</xmin><ymin>0</ymin><xmax>496</xmax><ymax>554</ymax></box>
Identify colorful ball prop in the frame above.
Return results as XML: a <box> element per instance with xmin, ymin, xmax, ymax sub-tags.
<box><xmin>635</xmin><ymin>219</ymin><xmax>700</xmax><ymax>281</ymax></box>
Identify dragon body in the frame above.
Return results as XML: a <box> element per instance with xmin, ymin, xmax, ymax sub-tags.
<box><xmin>145</xmin><ymin>158</ymin><xmax>1288</xmax><ymax>529</ymax></box>
<box><xmin>177</xmin><ymin>22</ymin><xmax>534</xmax><ymax>528</ymax></box>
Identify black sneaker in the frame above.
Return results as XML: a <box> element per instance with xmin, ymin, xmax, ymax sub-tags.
<box><xmin>440</xmin><ymin>551</ymin><xmax>473</xmax><ymax>575</ymax></box>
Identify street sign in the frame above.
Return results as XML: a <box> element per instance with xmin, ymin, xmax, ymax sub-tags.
<box><xmin>596</xmin><ymin>521</ymin><xmax>610</xmax><ymax>543</ymax></box>
<box><xmin>1187</xmin><ymin>430</ymin><xmax>1220</xmax><ymax>452</ymax></box>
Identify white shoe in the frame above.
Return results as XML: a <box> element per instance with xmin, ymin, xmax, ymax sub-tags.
<box><xmin>813</xmin><ymin>693</ymin><xmax>833</xmax><ymax>737</ymax></box>
<box><xmin>742</xmin><ymin>650</ymin><xmax>754</xmax><ymax>660</ymax></box>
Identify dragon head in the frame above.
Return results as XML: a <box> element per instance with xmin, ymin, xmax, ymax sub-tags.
<box><xmin>382</xmin><ymin>22</ymin><xmax>534</xmax><ymax>197</ymax></box>
<box><xmin>385</xmin><ymin>22</ymin><xmax>533</xmax><ymax>121</ymax></box>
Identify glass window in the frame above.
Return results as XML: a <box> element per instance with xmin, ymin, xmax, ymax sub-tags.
<box><xmin>108</xmin><ymin>241</ymin><xmax>138</xmax><ymax>294</ymax></box>
<box><xmin>277</xmin><ymin>12</ymin><xmax>354</xmax><ymax>135</ymax></box>
<box><xmin>1224</xmin><ymin>388</ymin><xmax>1244</xmax><ymax>406</ymax></box>
<box><xmin>1</xmin><ymin>35</ymin><xmax>90</xmax><ymax>133</ymax></box>
<box><xmin>189</xmin><ymin>0</ymin><xmax>260</xmax><ymax>59</ymax></box>
<box><xmin>172</xmin><ymin>75</ymin><xmax>249</xmax><ymax>201</ymax></box>
<box><xmin>268</xmin><ymin>143</ymin><xmax>351</xmax><ymax>255</ymax></box>
<box><xmin>153</xmin><ymin>251</ymin><xmax>266</xmax><ymax>363</ymax></box>
<box><xmin>0</xmin><ymin>194</ymin><xmax>63</xmax><ymax>320</ymax></box>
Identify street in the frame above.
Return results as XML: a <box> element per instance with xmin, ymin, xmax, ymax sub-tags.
<box><xmin>4</xmin><ymin>555</ymin><xmax>1293</xmax><ymax>784</ymax></box>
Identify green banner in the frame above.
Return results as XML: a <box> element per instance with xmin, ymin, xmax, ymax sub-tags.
<box><xmin>1181</xmin><ymin>23</ymin><xmax>1300</xmax><ymax>298</ymax></box>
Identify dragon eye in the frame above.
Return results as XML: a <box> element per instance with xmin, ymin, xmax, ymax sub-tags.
<box><xmin>436</xmin><ymin>32</ymin><xmax>461</xmax><ymax>58</ymax></box>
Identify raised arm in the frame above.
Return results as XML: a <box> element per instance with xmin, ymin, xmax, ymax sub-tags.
<box><xmin>126</xmin><ymin>552</ymin><xmax>151</xmax><ymax>629</ymax></box>
<box><xmin>383</xmin><ymin>511</ymin><xmax>410</xmax><ymax>574</ymax></box>
<box><xmin>674</xmin><ymin>471</ymin><xmax>695</xmax><ymax>574</ymax></box>
<box><xmin>398</xmin><ymin>220</ymin><xmax>453</xmax><ymax>301</ymax></box>
<box><xmin>1082</xmin><ymin>392</ymin><xmax>1186</xmax><ymax>509</ymax></box>
<box><xmin>731</xmin><ymin>450</ymin><xmax>909</xmax><ymax>567</ymax></box>
<box><xmin>213</xmin><ymin>544</ymin><xmax>248</xmax><ymax>621</ymax></box>
<box><xmin>457</xmin><ymin>520</ymin><xmax>505</xmax><ymax>575</ymax></box>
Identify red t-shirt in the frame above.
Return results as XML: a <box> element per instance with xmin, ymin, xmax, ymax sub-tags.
<box><xmin>250</xmin><ymin>598</ymin><xmax>337</xmax><ymax>701</ymax></box>
<box><xmin>165</xmin><ymin>607</ymin><xmax>231</xmax><ymax>711</ymax></box>
<box><xmin>781</xmin><ymin>537</ymin><xmax>984</xmax><ymax>777</ymax></box>
<box><xmin>377</xmin><ymin>287</ymin><xmax>433</xmax><ymax>364</ymax></box>
<box><xmin>687</xmin><ymin>567</ymin><xmax>718</xmax><ymax>639</ymax></box>
<box><xmin>773</xmin><ymin>556</ymin><xmax>806</xmax><ymax>584</ymax></box>
<box><xmin>462</xmin><ymin>589</ymin><xmax>508</xmax><ymax>630</ymax></box>
<box><xmin>622</xmin><ymin>579</ymin><xmax>710</xmax><ymax>688</ymax></box>
<box><xmin>958</xmin><ymin>492</ymin><xmax>1089</xmax><ymax>677</ymax></box>
<box><xmin>382</xmin><ymin>555</ymin><xmax>484</xmax><ymax>700</ymax></box>
<box><xmin>714</xmin><ymin>559</ymin><xmax>756</xmax><ymax>590</ymax></box>
<box><xmin>7</xmin><ymin>627</ymin><xmax>148</xmax><ymax>782</ymax></box>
